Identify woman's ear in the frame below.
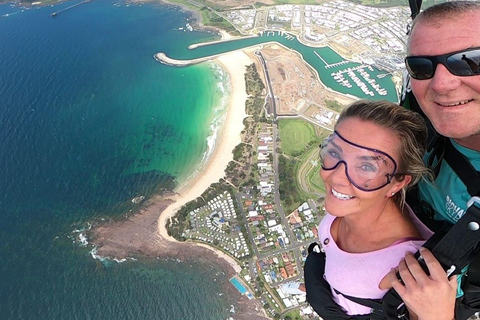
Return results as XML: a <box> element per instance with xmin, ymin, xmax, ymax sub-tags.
<box><xmin>389</xmin><ymin>175</ymin><xmax>412</xmax><ymax>196</ymax></box>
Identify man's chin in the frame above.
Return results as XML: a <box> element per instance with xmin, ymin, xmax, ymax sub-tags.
<box><xmin>434</xmin><ymin>124</ymin><xmax>480</xmax><ymax>147</ymax></box>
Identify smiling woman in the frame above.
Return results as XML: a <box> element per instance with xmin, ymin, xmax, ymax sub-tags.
<box><xmin>305</xmin><ymin>100</ymin><xmax>434</xmax><ymax>318</ymax></box>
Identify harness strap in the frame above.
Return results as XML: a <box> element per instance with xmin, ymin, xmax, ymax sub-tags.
<box><xmin>408</xmin><ymin>0</ymin><xmax>422</xmax><ymax>19</ymax></box>
<box><xmin>443</xmin><ymin>139</ymin><xmax>480</xmax><ymax>197</ymax></box>
<box><xmin>357</xmin><ymin>200</ymin><xmax>480</xmax><ymax>320</ymax></box>
<box><xmin>422</xmin><ymin>198</ymin><xmax>480</xmax><ymax>274</ymax></box>
<box><xmin>333</xmin><ymin>288</ymin><xmax>385</xmax><ymax>320</ymax></box>
<box><xmin>425</xmin><ymin>133</ymin><xmax>445</xmax><ymax>178</ymax></box>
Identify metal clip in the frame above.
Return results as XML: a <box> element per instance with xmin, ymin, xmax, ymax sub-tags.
<box><xmin>467</xmin><ymin>196</ymin><xmax>480</xmax><ymax>209</ymax></box>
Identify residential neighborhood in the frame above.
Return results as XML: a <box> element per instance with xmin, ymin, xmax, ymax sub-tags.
<box><xmin>167</xmin><ymin>1</ymin><xmax>419</xmax><ymax>318</ymax></box>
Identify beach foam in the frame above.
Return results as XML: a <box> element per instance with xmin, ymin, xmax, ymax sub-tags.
<box><xmin>178</xmin><ymin>62</ymin><xmax>231</xmax><ymax>189</ymax></box>
<box><xmin>154</xmin><ymin>50</ymin><xmax>252</xmax><ymax>280</ymax></box>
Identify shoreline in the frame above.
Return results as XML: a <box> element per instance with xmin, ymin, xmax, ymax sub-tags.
<box><xmin>92</xmin><ymin>48</ymin><xmax>251</xmax><ymax>262</ymax></box>
<box><xmin>156</xmin><ymin>48</ymin><xmax>250</xmax><ymax>267</ymax></box>
<box><xmin>90</xmin><ymin>46</ymin><xmax>266</xmax><ymax>318</ymax></box>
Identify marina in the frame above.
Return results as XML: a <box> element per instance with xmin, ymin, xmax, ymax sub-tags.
<box><xmin>155</xmin><ymin>31</ymin><xmax>397</xmax><ymax>102</ymax></box>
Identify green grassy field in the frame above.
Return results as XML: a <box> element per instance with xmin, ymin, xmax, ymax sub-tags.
<box><xmin>277</xmin><ymin>118</ymin><xmax>330</xmax><ymax>212</ymax></box>
<box><xmin>308</xmin><ymin>162</ymin><xmax>325</xmax><ymax>192</ymax></box>
<box><xmin>278</xmin><ymin>119</ymin><xmax>317</xmax><ymax>156</ymax></box>
<box><xmin>295</xmin><ymin>145</ymin><xmax>325</xmax><ymax>199</ymax></box>
<box><xmin>302</xmin><ymin>147</ymin><xmax>325</xmax><ymax>193</ymax></box>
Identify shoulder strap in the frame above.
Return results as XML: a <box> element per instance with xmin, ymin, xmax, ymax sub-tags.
<box><xmin>443</xmin><ymin>139</ymin><xmax>480</xmax><ymax>197</ymax></box>
<box><xmin>408</xmin><ymin>0</ymin><xmax>423</xmax><ymax>19</ymax></box>
<box><xmin>422</xmin><ymin>198</ymin><xmax>480</xmax><ymax>276</ymax></box>
<box><xmin>406</xmin><ymin>0</ymin><xmax>422</xmax><ymax>35</ymax></box>
<box><xmin>333</xmin><ymin>288</ymin><xmax>386</xmax><ymax>320</ymax></box>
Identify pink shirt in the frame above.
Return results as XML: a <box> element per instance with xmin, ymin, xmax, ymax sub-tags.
<box><xmin>318</xmin><ymin>207</ymin><xmax>433</xmax><ymax>315</ymax></box>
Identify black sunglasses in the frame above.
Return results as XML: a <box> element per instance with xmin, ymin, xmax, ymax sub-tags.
<box><xmin>405</xmin><ymin>47</ymin><xmax>480</xmax><ymax>80</ymax></box>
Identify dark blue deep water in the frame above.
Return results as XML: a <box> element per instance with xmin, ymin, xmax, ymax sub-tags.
<box><xmin>0</xmin><ymin>1</ymin><xmax>237</xmax><ymax>319</ymax></box>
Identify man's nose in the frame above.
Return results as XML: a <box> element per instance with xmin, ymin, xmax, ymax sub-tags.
<box><xmin>430</xmin><ymin>63</ymin><xmax>462</xmax><ymax>93</ymax></box>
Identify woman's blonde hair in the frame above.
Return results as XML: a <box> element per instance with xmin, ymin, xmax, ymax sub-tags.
<box><xmin>335</xmin><ymin>100</ymin><xmax>431</xmax><ymax>207</ymax></box>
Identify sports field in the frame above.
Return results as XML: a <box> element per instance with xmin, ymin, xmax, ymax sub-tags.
<box><xmin>277</xmin><ymin>118</ymin><xmax>330</xmax><ymax>211</ymax></box>
<box><xmin>278</xmin><ymin>119</ymin><xmax>318</xmax><ymax>156</ymax></box>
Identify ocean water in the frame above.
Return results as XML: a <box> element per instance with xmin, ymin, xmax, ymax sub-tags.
<box><xmin>0</xmin><ymin>1</ymin><xmax>237</xmax><ymax>319</ymax></box>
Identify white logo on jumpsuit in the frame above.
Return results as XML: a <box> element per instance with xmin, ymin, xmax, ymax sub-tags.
<box><xmin>445</xmin><ymin>195</ymin><xmax>465</xmax><ymax>222</ymax></box>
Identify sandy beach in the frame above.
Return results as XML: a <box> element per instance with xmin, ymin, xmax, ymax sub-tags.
<box><xmin>92</xmin><ymin>48</ymin><xmax>252</xmax><ymax>261</ymax></box>
<box><xmin>157</xmin><ymin>50</ymin><xmax>248</xmax><ymax>240</ymax></box>
<box><xmin>90</xmin><ymin>46</ymin><xmax>268</xmax><ymax>318</ymax></box>
<box><xmin>156</xmin><ymin>49</ymin><xmax>251</xmax><ymax>271</ymax></box>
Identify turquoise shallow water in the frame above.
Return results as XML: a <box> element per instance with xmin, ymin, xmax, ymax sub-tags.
<box><xmin>0</xmin><ymin>0</ymin><xmax>400</xmax><ymax>318</ymax></box>
<box><xmin>0</xmin><ymin>1</ymin><xmax>235</xmax><ymax>319</ymax></box>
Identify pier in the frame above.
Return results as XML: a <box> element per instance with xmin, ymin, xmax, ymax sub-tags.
<box><xmin>51</xmin><ymin>0</ymin><xmax>94</xmax><ymax>17</ymax></box>
<box><xmin>154</xmin><ymin>52</ymin><xmax>221</xmax><ymax>67</ymax></box>
<box><xmin>314</xmin><ymin>51</ymin><xmax>350</xmax><ymax>69</ymax></box>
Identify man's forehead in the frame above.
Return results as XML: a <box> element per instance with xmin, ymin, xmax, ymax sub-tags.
<box><xmin>408</xmin><ymin>13</ymin><xmax>480</xmax><ymax>55</ymax></box>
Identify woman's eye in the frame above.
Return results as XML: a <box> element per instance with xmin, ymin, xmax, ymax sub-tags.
<box><xmin>327</xmin><ymin>149</ymin><xmax>340</xmax><ymax>159</ymax></box>
<box><xmin>359</xmin><ymin>163</ymin><xmax>377</xmax><ymax>172</ymax></box>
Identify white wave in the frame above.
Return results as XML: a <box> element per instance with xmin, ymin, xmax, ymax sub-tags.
<box><xmin>216</xmin><ymin>81</ymin><xmax>225</xmax><ymax>94</ymax></box>
<box><xmin>78</xmin><ymin>233</ymin><xmax>88</xmax><ymax>246</ymax></box>
<box><xmin>89</xmin><ymin>247</ymin><xmax>135</xmax><ymax>264</ymax></box>
<box><xmin>72</xmin><ymin>222</ymin><xmax>92</xmax><ymax>234</ymax></box>
<box><xmin>216</xmin><ymin>73</ymin><xmax>231</xmax><ymax>114</ymax></box>
<box><xmin>89</xmin><ymin>247</ymin><xmax>106</xmax><ymax>262</ymax></box>
<box><xmin>177</xmin><ymin>62</ymin><xmax>232</xmax><ymax>188</ymax></box>
<box><xmin>71</xmin><ymin>223</ymin><xmax>93</xmax><ymax>246</ymax></box>
<box><xmin>210</xmin><ymin>62</ymin><xmax>230</xmax><ymax>104</ymax></box>
<box><xmin>182</xmin><ymin>113</ymin><xmax>225</xmax><ymax>185</ymax></box>
<box><xmin>210</xmin><ymin>62</ymin><xmax>224</xmax><ymax>80</ymax></box>
<box><xmin>204</xmin><ymin>123</ymin><xmax>218</xmax><ymax>161</ymax></box>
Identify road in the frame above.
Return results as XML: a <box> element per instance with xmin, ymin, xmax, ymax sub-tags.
<box><xmin>255</xmin><ymin>50</ymin><xmax>277</xmax><ymax>119</ymax></box>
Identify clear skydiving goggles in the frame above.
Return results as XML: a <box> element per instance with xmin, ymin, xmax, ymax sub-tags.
<box><xmin>319</xmin><ymin>131</ymin><xmax>399</xmax><ymax>192</ymax></box>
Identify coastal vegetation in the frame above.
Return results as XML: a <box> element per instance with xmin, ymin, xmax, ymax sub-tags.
<box><xmin>245</xmin><ymin>64</ymin><xmax>266</xmax><ymax>99</ymax></box>
<box><xmin>166</xmin><ymin>62</ymin><xmax>267</xmax><ymax>242</ymax></box>
<box><xmin>324</xmin><ymin>98</ymin><xmax>344</xmax><ymax>113</ymax></box>
<box><xmin>277</xmin><ymin>119</ymin><xmax>327</xmax><ymax>213</ymax></box>
<box><xmin>166</xmin><ymin>180</ymin><xmax>236</xmax><ymax>240</ymax></box>
<box><xmin>198</xmin><ymin>6</ymin><xmax>240</xmax><ymax>36</ymax></box>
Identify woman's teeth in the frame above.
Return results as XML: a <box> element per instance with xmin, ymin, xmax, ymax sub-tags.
<box><xmin>332</xmin><ymin>188</ymin><xmax>354</xmax><ymax>200</ymax></box>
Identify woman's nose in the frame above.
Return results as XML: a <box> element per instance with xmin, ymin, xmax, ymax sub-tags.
<box><xmin>329</xmin><ymin>162</ymin><xmax>350</xmax><ymax>185</ymax></box>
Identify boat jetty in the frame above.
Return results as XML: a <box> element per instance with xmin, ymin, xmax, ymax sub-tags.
<box><xmin>51</xmin><ymin>0</ymin><xmax>94</xmax><ymax>17</ymax></box>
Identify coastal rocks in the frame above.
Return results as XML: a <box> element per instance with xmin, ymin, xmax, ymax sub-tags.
<box><xmin>131</xmin><ymin>195</ymin><xmax>145</xmax><ymax>204</ymax></box>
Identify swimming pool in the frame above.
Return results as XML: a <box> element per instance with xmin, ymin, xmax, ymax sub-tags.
<box><xmin>229</xmin><ymin>277</ymin><xmax>248</xmax><ymax>295</ymax></box>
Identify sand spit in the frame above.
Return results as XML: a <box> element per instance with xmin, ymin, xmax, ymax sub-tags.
<box><xmin>90</xmin><ymin>47</ymin><xmax>268</xmax><ymax>318</ymax></box>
